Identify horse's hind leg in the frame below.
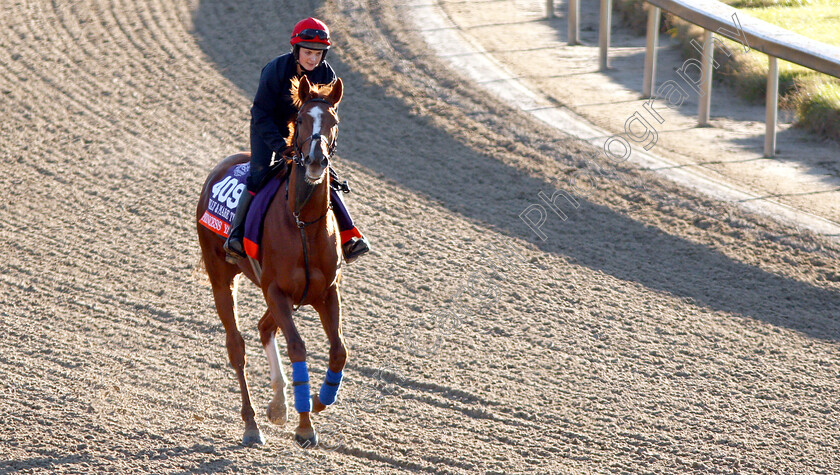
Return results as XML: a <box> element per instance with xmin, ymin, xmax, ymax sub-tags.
<box><xmin>206</xmin><ymin>258</ymin><xmax>264</xmax><ymax>446</ymax></box>
<box><xmin>259</xmin><ymin>310</ymin><xmax>288</xmax><ymax>425</ymax></box>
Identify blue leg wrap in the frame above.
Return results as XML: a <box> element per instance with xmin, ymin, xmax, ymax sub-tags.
<box><xmin>319</xmin><ymin>369</ymin><xmax>344</xmax><ymax>406</ymax></box>
<box><xmin>291</xmin><ymin>361</ymin><xmax>312</xmax><ymax>413</ymax></box>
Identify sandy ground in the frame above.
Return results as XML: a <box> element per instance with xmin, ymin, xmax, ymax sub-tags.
<box><xmin>1</xmin><ymin>0</ymin><xmax>840</xmax><ymax>473</ymax></box>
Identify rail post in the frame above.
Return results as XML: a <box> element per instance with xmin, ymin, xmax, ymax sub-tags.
<box><xmin>698</xmin><ymin>30</ymin><xmax>714</xmax><ymax>125</ymax></box>
<box><xmin>765</xmin><ymin>56</ymin><xmax>779</xmax><ymax>157</ymax></box>
<box><xmin>546</xmin><ymin>0</ymin><xmax>553</xmax><ymax>19</ymax></box>
<box><xmin>642</xmin><ymin>5</ymin><xmax>661</xmax><ymax>97</ymax></box>
<box><xmin>568</xmin><ymin>0</ymin><xmax>580</xmax><ymax>45</ymax></box>
<box><xmin>599</xmin><ymin>0</ymin><xmax>612</xmax><ymax>70</ymax></box>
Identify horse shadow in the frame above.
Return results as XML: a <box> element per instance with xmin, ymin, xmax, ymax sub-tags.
<box><xmin>191</xmin><ymin>1</ymin><xmax>840</xmax><ymax>343</ymax></box>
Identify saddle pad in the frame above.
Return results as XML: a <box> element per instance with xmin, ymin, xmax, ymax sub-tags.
<box><xmin>198</xmin><ymin>162</ymin><xmax>285</xmax><ymax>259</ymax></box>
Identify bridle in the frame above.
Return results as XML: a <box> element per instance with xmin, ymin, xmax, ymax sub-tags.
<box><xmin>291</xmin><ymin>97</ymin><xmax>338</xmax><ymax>168</ymax></box>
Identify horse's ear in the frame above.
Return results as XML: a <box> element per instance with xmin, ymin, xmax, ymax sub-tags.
<box><xmin>298</xmin><ymin>75</ymin><xmax>312</xmax><ymax>103</ymax></box>
<box><xmin>328</xmin><ymin>78</ymin><xmax>343</xmax><ymax>108</ymax></box>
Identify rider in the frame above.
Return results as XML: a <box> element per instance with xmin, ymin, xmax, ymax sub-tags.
<box><xmin>224</xmin><ymin>17</ymin><xmax>371</xmax><ymax>264</ymax></box>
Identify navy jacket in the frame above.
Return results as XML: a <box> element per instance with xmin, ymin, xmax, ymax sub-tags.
<box><xmin>251</xmin><ymin>53</ymin><xmax>336</xmax><ymax>153</ymax></box>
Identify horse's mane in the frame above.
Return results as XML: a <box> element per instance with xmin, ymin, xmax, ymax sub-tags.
<box><xmin>285</xmin><ymin>77</ymin><xmax>337</xmax><ymax>148</ymax></box>
<box><xmin>285</xmin><ymin>119</ymin><xmax>297</xmax><ymax>149</ymax></box>
<box><xmin>289</xmin><ymin>76</ymin><xmax>335</xmax><ymax>108</ymax></box>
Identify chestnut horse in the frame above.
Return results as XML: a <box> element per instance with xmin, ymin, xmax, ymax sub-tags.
<box><xmin>196</xmin><ymin>76</ymin><xmax>346</xmax><ymax>448</ymax></box>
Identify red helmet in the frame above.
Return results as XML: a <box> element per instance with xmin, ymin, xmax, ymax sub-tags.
<box><xmin>290</xmin><ymin>17</ymin><xmax>331</xmax><ymax>51</ymax></box>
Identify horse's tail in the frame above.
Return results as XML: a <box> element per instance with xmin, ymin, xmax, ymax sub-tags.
<box><xmin>192</xmin><ymin>252</ymin><xmax>210</xmax><ymax>286</ymax></box>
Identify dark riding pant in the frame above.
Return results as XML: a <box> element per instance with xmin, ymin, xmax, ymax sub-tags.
<box><xmin>248</xmin><ymin>124</ymin><xmax>275</xmax><ymax>193</ymax></box>
<box><xmin>331</xmin><ymin>187</ymin><xmax>354</xmax><ymax>232</ymax></box>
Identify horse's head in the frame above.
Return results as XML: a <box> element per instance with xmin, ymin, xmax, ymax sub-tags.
<box><xmin>289</xmin><ymin>76</ymin><xmax>343</xmax><ymax>185</ymax></box>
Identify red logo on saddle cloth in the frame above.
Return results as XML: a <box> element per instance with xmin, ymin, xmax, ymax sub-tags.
<box><xmin>199</xmin><ymin>210</ymin><xmax>230</xmax><ymax>238</ymax></box>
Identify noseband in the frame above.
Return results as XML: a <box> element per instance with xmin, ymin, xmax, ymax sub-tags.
<box><xmin>292</xmin><ymin>97</ymin><xmax>338</xmax><ymax>167</ymax></box>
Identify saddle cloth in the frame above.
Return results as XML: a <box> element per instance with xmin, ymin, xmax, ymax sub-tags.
<box><xmin>198</xmin><ymin>162</ymin><xmax>286</xmax><ymax>259</ymax></box>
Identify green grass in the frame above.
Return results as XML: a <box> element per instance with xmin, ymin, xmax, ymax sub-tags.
<box><xmin>737</xmin><ymin>0</ymin><xmax>840</xmax><ymax>54</ymax></box>
<box><xmin>726</xmin><ymin>0</ymin><xmax>815</xmax><ymax>8</ymax></box>
<box><xmin>792</xmin><ymin>80</ymin><xmax>840</xmax><ymax>140</ymax></box>
<box><xmin>670</xmin><ymin>0</ymin><xmax>840</xmax><ymax>140</ymax></box>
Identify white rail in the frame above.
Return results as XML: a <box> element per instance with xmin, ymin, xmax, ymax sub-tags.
<box><xmin>549</xmin><ymin>0</ymin><xmax>840</xmax><ymax>157</ymax></box>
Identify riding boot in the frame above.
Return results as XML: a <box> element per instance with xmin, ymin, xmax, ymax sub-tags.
<box><xmin>341</xmin><ymin>233</ymin><xmax>370</xmax><ymax>264</ymax></box>
<box><xmin>223</xmin><ymin>190</ymin><xmax>255</xmax><ymax>263</ymax></box>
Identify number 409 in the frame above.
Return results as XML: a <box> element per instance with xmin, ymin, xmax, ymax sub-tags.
<box><xmin>211</xmin><ymin>176</ymin><xmax>246</xmax><ymax>208</ymax></box>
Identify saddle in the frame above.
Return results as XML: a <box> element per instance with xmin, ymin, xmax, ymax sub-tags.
<box><xmin>200</xmin><ymin>159</ymin><xmax>351</xmax><ymax>260</ymax></box>
<box><xmin>199</xmin><ymin>161</ymin><xmax>290</xmax><ymax>259</ymax></box>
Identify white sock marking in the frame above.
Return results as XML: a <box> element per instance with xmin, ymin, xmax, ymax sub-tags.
<box><xmin>264</xmin><ymin>335</ymin><xmax>288</xmax><ymax>385</ymax></box>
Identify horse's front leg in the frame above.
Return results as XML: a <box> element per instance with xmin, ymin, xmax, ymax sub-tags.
<box><xmin>312</xmin><ymin>285</ymin><xmax>347</xmax><ymax>414</ymax></box>
<box><xmin>264</xmin><ymin>283</ymin><xmax>317</xmax><ymax>448</ymax></box>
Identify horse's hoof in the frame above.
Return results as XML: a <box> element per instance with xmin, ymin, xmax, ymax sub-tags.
<box><xmin>242</xmin><ymin>428</ymin><xmax>265</xmax><ymax>447</ymax></box>
<box><xmin>266</xmin><ymin>399</ymin><xmax>288</xmax><ymax>425</ymax></box>
<box><xmin>312</xmin><ymin>394</ymin><xmax>326</xmax><ymax>414</ymax></box>
<box><xmin>294</xmin><ymin>429</ymin><xmax>319</xmax><ymax>449</ymax></box>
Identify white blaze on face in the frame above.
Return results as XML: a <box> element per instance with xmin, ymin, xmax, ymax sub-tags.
<box><xmin>307</xmin><ymin>106</ymin><xmax>323</xmax><ymax>158</ymax></box>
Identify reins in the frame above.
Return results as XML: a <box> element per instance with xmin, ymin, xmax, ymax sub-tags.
<box><xmin>290</xmin><ymin>97</ymin><xmax>337</xmax><ymax>312</ymax></box>
<box><xmin>292</xmin><ymin>204</ymin><xmax>329</xmax><ymax>312</ymax></box>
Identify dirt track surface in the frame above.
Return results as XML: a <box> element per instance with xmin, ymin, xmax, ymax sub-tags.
<box><xmin>2</xmin><ymin>0</ymin><xmax>840</xmax><ymax>473</ymax></box>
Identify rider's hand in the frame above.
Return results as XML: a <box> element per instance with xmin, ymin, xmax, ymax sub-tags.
<box><xmin>277</xmin><ymin>145</ymin><xmax>295</xmax><ymax>157</ymax></box>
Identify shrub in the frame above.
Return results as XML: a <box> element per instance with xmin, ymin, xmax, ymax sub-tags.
<box><xmin>614</xmin><ymin>0</ymin><xmax>651</xmax><ymax>35</ymax></box>
<box><xmin>793</xmin><ymin>79</ymin><xmax>840</xmax><ymax>141</ymax></box>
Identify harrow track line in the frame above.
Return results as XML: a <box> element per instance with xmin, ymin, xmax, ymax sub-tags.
<box><xmin>116</xmin><ymin>0</ymin><xmax>182</xmax><ymax>64</ymax></box>
<box><xmin>0</xmin><ymin>70</ymin><xmax>110</xmax><ymax>157</ymax></box>
<box><xmin>50</xmin><ymin>292</ymin><xmax>213</xmax><ymax>340</ymax></box>
<box><xmin>56</xmin><ymin>0</ymin><xmax>212</xmax><ymax>154</ymax></box>
<box><xmin>3</xmin><ymin>0</ymin><xmax>840</xmax><ymax>472</ymax></box>
<box><xmin>365</xmin><ymin>366</ymin><xmax>579</xmax><ymax>439</ymax></box>
<box><xmin>334</xmin><ymin>444</ymin><xmax>442</xmax><ymax>473</ymax></box>
<box><xmin>9</xmin><ymin>299</ymin><xmax>159</xmax><ymax>346</ymax></box>
<box><xmin>92</xmin><ymin>0</ymin><xmax>170</xmax><ymax>80</ymax></box>
<box><xmin>0</xmin><ymin>63</ymin><xmax>162</xmax><ymax>168</ymax></box>
<box><xmin>13</xmin><ymin>1</ymin><xmax>162</xmax><ymax>153</ymax></box>
<box><xmin>145</xmin><ymin>0</ymin><xmax>246</xmax><ymax>114</ymax></box>
<box><xmin>114</xmin><ymin>0</ymin><xmax>238</xmax><ymax>118</ymax></box>
<box><xmin>3</xmin><ymin>243</ymin><xmax>200</xmax><ymax>322</ymax></box>
<box><xmin>4</xmin><ymin>212</ymin><xmax>170</xmax><ymax>270</ymax></box>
